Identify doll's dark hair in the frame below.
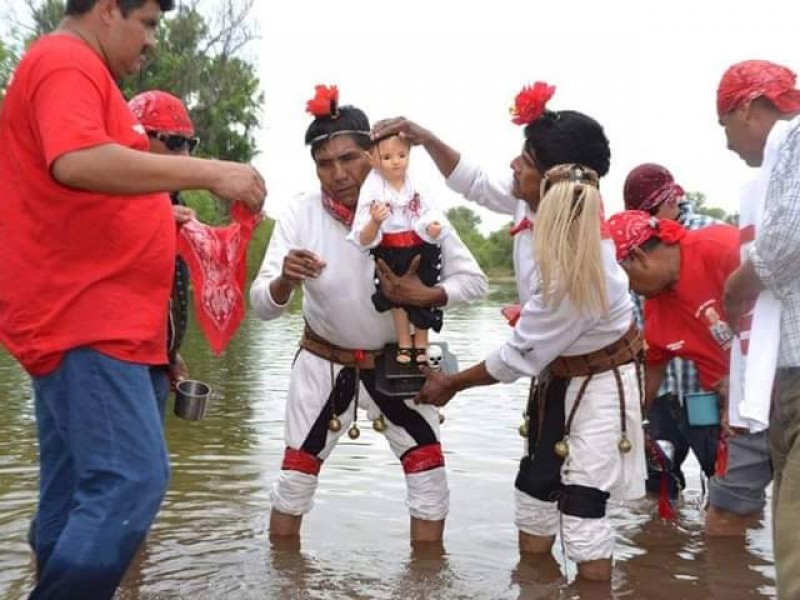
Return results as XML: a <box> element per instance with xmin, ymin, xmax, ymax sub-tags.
<box><xmin>305</xmin><ymin>105</ymin><xmax>372</xmax><ymax>158</ymax></box>
<box><xmin>523</xmin><ymin>110</ymin><xmax>611</xmax><ymax>177</ymax></box>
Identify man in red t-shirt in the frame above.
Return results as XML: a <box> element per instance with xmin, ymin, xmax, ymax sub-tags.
<box><xmin>607</xmin><ymin>210</ymin><xmax>772</xmax><ymax>536</ymax></box>
<box><xmin>0</xmin><ymin>1</ymin><xmax>266</xmax><ymax>598</ymax></box>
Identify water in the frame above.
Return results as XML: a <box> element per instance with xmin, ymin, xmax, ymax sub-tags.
<box><xmin>0</xmin><ymin>284</ymin><xmax>775</xmax><ymax>599</ymax></box>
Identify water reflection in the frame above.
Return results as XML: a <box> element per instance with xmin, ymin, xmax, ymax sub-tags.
<box><xmin>0</xmin><ymin>284</ymin><xmax>775</xmax><ymax>598</ymax></box>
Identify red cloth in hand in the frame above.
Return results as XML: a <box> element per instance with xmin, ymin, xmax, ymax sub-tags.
<box><xmin>501</xmin><ymin>304</ymin><xmax>522</xmax><ymax>327</ymax></box>
<box><xmin>177</xmin><ymin>203</ymin><xmax>260</xmax><ymax>354</ymax></box>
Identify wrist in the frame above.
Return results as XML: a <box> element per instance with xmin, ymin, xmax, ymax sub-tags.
<box><xmin>448</xmin><ymin>372</ymin><xmax>468</xmax><ymax>394</ymax></box>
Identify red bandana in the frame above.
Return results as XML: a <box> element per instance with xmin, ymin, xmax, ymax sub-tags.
<box><xmin>509</xmin><ymin>216</ymin><xmax>533</xmax><ymax>236</ymax></box>
<box><xmin>623</xmin><ymin>163</ymin><xmax>685</xmax><ymax>212</ymax></box>
<box><xmin>321</xmin><ymin>192</ymin><xmax>355</xmax><ymax>227</ymax></box>
<box><xmin>606</xmin><ymin>210</ymin><xmax>686</xmax><ymax>262</ymax></box>
<box><xmin>501</xmin><ymin>304</ymin><xmax>522</xmax><ymax>327</ymax></box>
<box><xmin>717</xmin><ymin>60</ymin><xmax>800</xmax><ymax>117</ymax></box>
<box><xmin>128</xmin><ymin>90</ymin><xmax>194</xmax><ymax>135</ymax></box>
<box><xmin>177</xmin><ymin>203</ymin><xmax>260</xmax><ymax>354</ymax></box>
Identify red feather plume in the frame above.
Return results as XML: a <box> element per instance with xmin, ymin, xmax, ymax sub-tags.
<box><xmin>306</xmin><ymin>84</ymin><xmax>340</xmax><ymax>118</ymax></box>
<box><xmin>510</xmin><ymin>82</ymin><xmax>556</xmax><ymax>125</ymax></box>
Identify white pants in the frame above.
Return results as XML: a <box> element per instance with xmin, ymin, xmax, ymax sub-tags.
<box><xmin>271</xmin><ymin>350</ymin><xmax>449</xmax><ymax>521</ymax></box>
<box><xmin>515</xmin><ymin>364</ymin><xmax>646</xmax><ymax>563</ymax></box>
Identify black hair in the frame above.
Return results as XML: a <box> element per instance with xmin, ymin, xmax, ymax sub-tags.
<box><xmin>66</xmin><ymin>0</ymin><xmax>175</xmax><ymax>17</ymax></box>
<box><xmin>640</xmin><ymin>236</ymin><xmax>663</xmax><ymax>253</ymax></box>
<box><xmin>524</xmin><ymin>110</ymin><xmax>611</xmax><ymax>177</ymax></box>
<box><xmin>304</xmin><ymin>105</ymin><xmax>371</xmax><ymax>158</ymax></box>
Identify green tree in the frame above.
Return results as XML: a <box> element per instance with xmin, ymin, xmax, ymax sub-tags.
<box><xmin>445</xmin><ymin>206</ymin><xmax>514</xmax><ymax>278</ymax></box>
<box><xmin>482</xmin><ymin>227</ymin><xmax>514</xmax><ymax>276</ymax></box>
<box><xmin>0</xmin><ymin>38</ymin><xmax>17</xmax><ymax>97</ymax></box>
<box><xmin>22</xmin><ymin>0</ymin><xmax>262</xmax><ymax>165</ymax></box>
<box><xmin>685</xmin><ymin>191</ymin><xmax>729</xmax><ymax>222</ymax></box>
<box><xmin>26</xmin><ymin>0</ymin><xmax>64</xmax><ymax>37</ymax></box>
<box><xmin>446</xmin><ymin>206</ymin><xmax>487</xmax><ymax>265</ymax></box>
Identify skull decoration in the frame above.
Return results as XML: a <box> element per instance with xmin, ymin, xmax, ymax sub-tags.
<box><xmin>426</xmin><ymin>345</ymin><xmax>444</xmax><ymax>371</ymax></box>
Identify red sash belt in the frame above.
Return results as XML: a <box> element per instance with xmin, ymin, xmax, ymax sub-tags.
<box><xmin>381</xmin><ymin>230</ymin><xmax>424</xmax><ymax>248</ymax></box>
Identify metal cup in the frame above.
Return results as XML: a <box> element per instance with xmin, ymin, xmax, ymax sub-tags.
<box><xmin>174</xmin><ymin>380</ymin><xmax>211</xmax><ymax>421</ymax></box>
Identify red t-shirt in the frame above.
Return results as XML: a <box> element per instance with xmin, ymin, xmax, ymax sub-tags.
<box><xmin>0</xmin><ymin>35</ymin><xmax>174</xmax><ymax>376</ymax></box>
<box><xmin>644</xmin><ymin>225</ymin><xmax>740</xmax><ymax>390</ymax></box>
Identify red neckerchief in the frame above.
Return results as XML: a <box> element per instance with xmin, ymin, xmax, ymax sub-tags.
<box><xmin>321</xmin><ymin>192</ymin><xmax>355</xmax><ymax>227</ymax></box>
<box><xmin>177</xmin><ymin>203</ymin><xmax>260</xmax><ymax>355</ymax></box>
<box><xmin>509</xmin><ymin>216</ymin><xmax>532</xmax><ymax>236</ymax></box>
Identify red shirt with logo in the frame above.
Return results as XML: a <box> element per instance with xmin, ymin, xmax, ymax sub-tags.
<box><xmin>644</xmin><ymin>225</ymin><xmax>739</xmax><ymax>390</ymax></box>
<box><xmin>0</xmin><ymin>34</ymin><xmax>174</xmax><ymax>376</ymax></box>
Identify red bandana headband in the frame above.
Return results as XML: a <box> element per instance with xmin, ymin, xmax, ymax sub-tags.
<box><xmin>128</xmin><ymin>90</ymin><xmax>194</xmax><ymax>135</ymax></box>
<box><xmin>717</xmin><ymin>60</ymin><xmax>800</xmax><ymax>117</ymax></box>
<box><xmin>623</xmin><ymin>163</ymin><xmax>685</xmax><ymax>212</ymax></box>
<box><xmin>510</xmin><ymin>81</ymin><xmax>556</xmax><ymax>125</ymax></box>
<box><xmin>606</xmin><ymin>210</ymin><xmax>686</xmax><ymax>262</ymax></box>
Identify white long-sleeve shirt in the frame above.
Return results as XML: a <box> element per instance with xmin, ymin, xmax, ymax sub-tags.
<box><xmin>250</xmin><ymin>190</ymin><xmax>488</xmax><ymax>351</ymax></box>
<box><xmin>348</xmin><ymin>169</ymin><xmax>450</xmax><ymax>249</ymax></box>
<box><xmin>446</xmin><ymin>158</ymin><xmax>633</xmax><ymax>383</ymax></box>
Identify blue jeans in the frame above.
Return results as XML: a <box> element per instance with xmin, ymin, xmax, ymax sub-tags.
<box><xmin>151</xmin><ymin>366</ymin><xmax>170</xmax><ymax>423</ymax></box>
<box><xmin>29</xmin><ymin>348</ymin><xmax>170</xmax><ymax>600</ymax></box>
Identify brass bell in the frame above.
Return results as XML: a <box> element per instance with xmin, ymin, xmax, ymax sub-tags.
<box><xmin>438</xmin><ymin>411</ymin><xmax>445</xmax><ymax>424</ymax></box>
<box><xmin>618</xmin><ymin>436</ymin><xmax>632</xmax><ymax>454</ymax></box>
<box><xmin>347</xmin><ymin>424</ymin><xmax>361</xmax><ymax>440</ymax></box>
<box><xmin>328</xmin><ymin>417</ymin><xmax>342</xmax><ymax>432</ymax></box>
<box><xmin>372</xmin><ymin>415</ymin><xmax>387</xmax><ymax>432</ymax></box>
<box><xmin>554</xmin><ymin>439</ymin><xmax>569</xmax><ymax>458</ymax></box>
<box><xmin>518</xmin><ymin>419</ymin><xmax>529</xmax><ymax>438</ymax></box>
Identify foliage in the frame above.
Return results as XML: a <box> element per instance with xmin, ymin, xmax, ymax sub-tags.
<box><xmin>446</xmin><ymin>206</ymin><xmax>514</xmax><ymax>278</ymax></box>
<box><xmin>686</xmin><ymin>191</ymin><xmax>738</xmax><ymax>225</ymax></box>
<box><xmin>17</xmin><ymin>0</ymin><xmax>262</xmax><ymax>165</ymax></box>
<box><xmin>26</xmin><ymin>0</ymin><xmax>63</xmax><ymax>37</ymax></box>
<box><xmin>0</xmin><ymin>38</ymin><xmax>17</xmax><ymax>97</ymax></box>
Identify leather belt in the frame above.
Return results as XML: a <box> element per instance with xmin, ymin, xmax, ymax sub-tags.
<box><xmin>298</xmin><ymin>323</ymin><xmax>381</xmax><ymax>369</ymax></box>
<box><xmin>549</xmin><ymin>324</ymin><xmax>642</xmax><ymax>378</ymax></box>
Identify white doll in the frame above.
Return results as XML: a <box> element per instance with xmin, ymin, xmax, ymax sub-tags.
<box><xmin>349</xmin><ymin>135</ymin><xmax>450</xmax><ymax>364</ymax></box>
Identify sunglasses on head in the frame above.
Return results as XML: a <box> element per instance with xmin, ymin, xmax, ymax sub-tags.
<box><xmin>147</xmin><ymin>131</ymin><xmax>200</xmax><ymax>153</ymax></box>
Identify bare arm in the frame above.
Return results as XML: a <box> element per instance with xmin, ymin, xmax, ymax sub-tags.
<box><xmin>52</xmin><ymin>144</ymin><xmax>266</xmax><ymax>211</ymax></box>
<box><xmin>359</xmin><ymin>220</ymin><xmax>381</xmax><ymax>247</ymax></box>
<box><xmin>371</xmin><ymin>118</ymin><xmax>460</xmax><ymax>178</ymax></box>
<box><xmin>414</xmin><ymin>361</ymin><xmax>498</xmax><ymax>407</ymax></box>
<box><xmin>644</xmin><ymin>362</ymin><xmax>667</xmax><ymax>412</ymax></box>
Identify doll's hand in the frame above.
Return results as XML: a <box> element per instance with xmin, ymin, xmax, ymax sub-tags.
<box><xmin>370</xmin><ymin>201</ymin><xmax>391</xmax><ymax>224</ymax></box>
<box><xmin>426</xmin><ymin>221</ymin><xmax>442</xmax><ymax>239</ymax></box>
